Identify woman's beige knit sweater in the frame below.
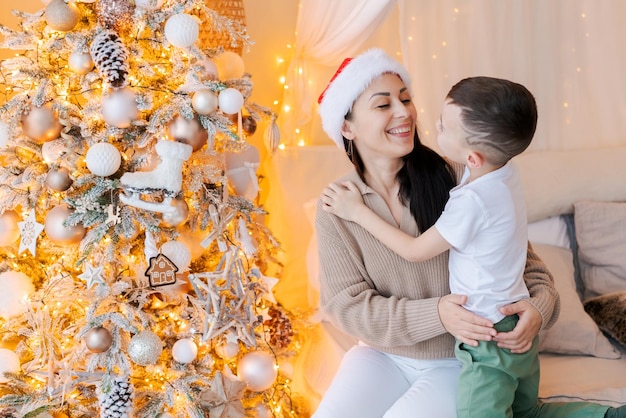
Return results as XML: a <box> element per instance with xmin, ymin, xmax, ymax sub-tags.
<box><xmin>315</xmin><ymin>169</ymin><xmax>560</xmax><ymax>360</ymax></box>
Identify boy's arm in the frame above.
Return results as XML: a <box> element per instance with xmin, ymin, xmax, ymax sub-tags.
<box><xmin>321</xmin><ymin>181</ymin><xmax>451</xmax><ymax>262</ymax></box>
<box><xmin>355</xmin><ymin>206</ymin><xmax>451</xmax><ymax>262</ymax></box>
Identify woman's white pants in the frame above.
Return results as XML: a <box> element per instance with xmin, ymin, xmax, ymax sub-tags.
<box><xmin>313</xmin><ymin>345</ymin><xmax>462</xmax><ymax>418</ymax></box>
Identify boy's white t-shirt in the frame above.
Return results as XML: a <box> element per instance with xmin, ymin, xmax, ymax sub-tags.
<box><xmin>434</xmin><ymin>162</ymin><xmax>529</xmax><ymax>323</ymax></box>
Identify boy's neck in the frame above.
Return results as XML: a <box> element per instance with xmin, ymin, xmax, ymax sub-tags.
<box><xmin>466</xmin><ymin>162</ymin><xmax>506</xmax><ymax>183</ymax></box>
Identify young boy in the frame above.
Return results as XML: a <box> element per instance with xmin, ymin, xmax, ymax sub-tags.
<box><xmin>321</xmin><ymin>76</ymin><xmax>625</xmax><ymax>417</ymax></box>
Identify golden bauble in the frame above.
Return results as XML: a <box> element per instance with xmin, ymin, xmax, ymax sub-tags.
<box><xmin>0</xmin><ymin>210</ymin><xmax>21</xmax><ymax>246</ymax></box>
<box><xmin>45</xmin><ymin>0</ymin><xmax>81</xmax><ymax>32</ymax></box>
<box><xmin>167</xmin><ymin>116</ymin><xmax>208</xmax><ymax>152</ymax></box>
<box><xmin>21</xmin><ymin>103</ymin><xmax>62</xmax><ymax>143</ymax></box>
<box><xmin>44</xmin><ymin>204</ymin><xmax>86</xmax><ymax>244</ymax></box>
<box><xmin>46</xmin><ymin>167</ymin><xmax>73</xmax><ymax>192</ymax></box>
<box><xmin>84</xmin><ymin>326</ymin><xmax>113</xmax><ymax>353</ymax></box>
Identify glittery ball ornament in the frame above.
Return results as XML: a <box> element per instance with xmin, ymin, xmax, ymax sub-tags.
<box><xmin>84</xmin><ymin>326</ymin><xmax>113</xmax><ymax>353</ymax></box>
<box><xmin>21</xmin><ymin>103</ymin><xmax>62</xmax><ymax>143</ymax></box>
<box><xmin>218</xmin><ymin>88</ymin><xmax>244</xmax><ymax>115</ymax></box>
<box><xmin>101</xmin><ymin>88</ymin><xmax>138</xmax><ymax>128</ymax></box>
<box><xmin>128</xmin><ymin>330</ymin><xmax>163</xmax><ymax>365</ymax></box>
<box><xmin>164</xmin><ymin>13</ymin><xmax>199</xmax><ymax>48</ymax></box>
<box><xmin>167</xmin><ymin>116</ymin><xmax>207</xmax><ymax>152</ymax></box>
<box><xmin>96</xmin><ymin>0</ymin><xmax>134</xmax><ymax>32</ymax></box>
<box><xmin>0</xmin><ymin>349</ymin><xmax>20</xmax><ymax>383</ymax></box>
<box><xmin>86</xmin><ymin>142</ymin><xmax>121</xmax><ymax>177</ymax></box>
<box><xmin>0</xmin><ymin>271</ymin><xmax>35</xmax><ymax>320</ymax></box>
<box><xmin>161</xmin><ymin>198</ymin><xmax>189</xmax><ymax>228</ymax></box>
<box><xmin>135</xmin><ymin>0</ymin><xmax>164</xmax><ymax>9</ymax></box>
<box><xmin>0</xmin><ymin>210</ymin><xmax>21</xmax><ymax>246</ymax></box>
<box><xmin>214</xmin><ymin>51</ymin><xmax>245</xmax><ymax>80</ymax></box>
<box><xmin>44</xmin><ymin>204</ymin><xmax>86</xmax><ymax>244</ymax></box>
<box><xmin>46</xmin><ymin>167</ymin><xmax>73</xmax><ymax>192</ymax></box>
<box><xmin>45</xmin><ymin>0</ymin><xmax>81</xmax><ymax>32</ymax></box>
<box><xmin>68</xmin><ymin>51</ymin><xmax>94</xmax><ymax>75</ymax></box>
<box><xmin>237</xmin><ymin>351</ymin><xmax>278</xmax><ymax>392</ymax></box>
<box><xmin>192</xmin><ymin>90</ymin><xmax>218</xmax><ymax>115</ymax></box>
<box><xmin>172</xmin><ymin>338</ymin><xmax>198</xmax><ymax>364</ymax></box>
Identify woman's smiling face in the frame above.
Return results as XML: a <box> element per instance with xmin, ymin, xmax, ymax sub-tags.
<box><xmin>342</xmin><ymin>73</ymin><xmax>417</xmax><ymax>161</ymax></box>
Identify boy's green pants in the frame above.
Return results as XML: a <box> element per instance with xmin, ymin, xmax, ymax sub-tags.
<box><xmin>455</xmin><ymin>314</ymin><xmax>610</xmax><ymax>418</ymax></box>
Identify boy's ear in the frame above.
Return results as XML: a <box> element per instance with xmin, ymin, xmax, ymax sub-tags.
<box><xmin>341</xmin><ymin>120</ymin><xmax>355</xmax><ymax>140</ymax></box>
<box><xmin>467</xmin><ymin>151</ymin><xmax>484</xmax><ymax>168</ymax></box>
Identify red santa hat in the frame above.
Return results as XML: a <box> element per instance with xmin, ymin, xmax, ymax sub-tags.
<box><xmin>318</xmin><ymin>48</ymin><xmax>412</xmax><ymax>148</ymax></box>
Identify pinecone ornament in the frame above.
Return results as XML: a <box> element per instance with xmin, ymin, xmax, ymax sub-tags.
<box><xmin>97</xmin><ymin>375</ymin><xmax>135</xmax><ymax>417</ymax></box>
<box><xmin>263</xmin><ymin>306</ymin><xmax>293</xmax><ymax>349</ymax></box>
<box><xmin>90</xmin><ymin>30</ymin><xmax>129</xmax><ymax>88</ymax></box>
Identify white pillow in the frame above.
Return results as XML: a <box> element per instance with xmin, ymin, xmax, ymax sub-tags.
<box><xmin>533</xmin><ymin>243</ymin><xmax>620</xmax><ymax>358</ymax></box>
<box><xmin>527</xmin><ymin>216</ymin><xmax>570</xmax><ymax>249</ymax></box>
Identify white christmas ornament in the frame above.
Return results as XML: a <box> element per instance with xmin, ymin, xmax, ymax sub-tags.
<box><xmin>237</xmin><ymin>351</ymin><xmax>278</xmax><ymax>392</ymax></box>
<box><xmin>160</xmin><ymin>240</ymin><xmax>191</xmax><ymax>272</ymax></box>
<box><xmin>0</xmin><ymin>271</ymin><xmax>35</xmax><ymax>320</ymax></box>
<box><xmin>68</xmin><ymin>51</ymin><xmax>94</xmax><ymax>74</ymax></box>
<box><xmin>225</xmin><ymin>145</ymin><xmax>260</xmax><ymax>200</ymax></box>
<box><xmin>45</xmin><ymin>0</ymin><xmax>80</xmax><ymax>32</ymax></box>
<box><xmin>164</xmin><ymin>14</ymin><xmax>199</xmax><ymax>48</ymax></box>
<box><xmin>128</xmin><ymin>330</ymin><xmax>163</xmax><ymax>365</ymax></box>
<box><xmin>161</xmin><ymin>198</ymin><xmax>189</xmax><ymax>228</ymax></box>
<box><xmin>135</xmin><ymin>0</ymin><xmax>164</xmax><ymax>9</ymax></box>
<box><xmin>196</xmin><ymin>58</ymin><xmax>218</xmax><ymax>80</ymax></box>
<box><xmin>214</xmin><ymin>51</ymin><xmax>245</xmax><ymax>80</ymax></box>
<box><xmin>0</xmin><ymin>210</ymin><xmax>21</xmax><ymax>246</ymax></box>
<box><xmin>41</xmin><ymin>139</ymin><xmax>67</xmax><ymax>163</ymax></box>
<box><xmin>17</xmin><ymin>209</ymin><xmax>44</xmax><ymax>255</ymax></box>
<box><xmin>86</xmin><ymin>142</ymin><xmax>121</xmax><ymax>177</ymax></box>
<box><xmin>172</xmin><ymin>338</ymin><xmax>198</xmax><ymax>363</ymax></box>
<box><xmin>218</xmin><ymin>88</ymin><xmax>244</xmax><ymax>115</ymax></box>
<box><xmin>101</xmin><ymin>88</ymin><xmax>138</xmax><ymax>128</ymax></box>
<box><xmin>0</xmin><ymin>349</ymin><xmax>20</xmax><ymax>383</ymax></box>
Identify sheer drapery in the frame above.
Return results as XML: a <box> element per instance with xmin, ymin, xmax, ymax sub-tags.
<box><xmin>278</xmin><ymin>0</ymin><xmax>396</xmax><ymax>145</ymax></box>
<box><xmin>399</xmin><ymin>0</ymin><xmax>626</xmax><ymax>151</ymax></box>
<box><xmin>281</xmin><ymin>0</ymin><xmax>626</xmax><ymax>150</ymax></box>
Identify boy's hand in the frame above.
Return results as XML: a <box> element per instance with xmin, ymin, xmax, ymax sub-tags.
<box><xmin>320</xmin><ymin>181</ymin><xmax>364</xmax><ymax>222</ymax></box>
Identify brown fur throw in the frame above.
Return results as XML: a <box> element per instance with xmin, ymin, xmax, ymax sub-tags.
<box><xmin>584</xmin><ymin>291</ymin><xmax>626</xmax><ymax>350</ymax></box>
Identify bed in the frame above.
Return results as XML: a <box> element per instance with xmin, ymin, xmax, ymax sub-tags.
<box><xmin>264</xmin><ymin>145</ymin><xmax>626</xmax><ymax>412</ymax></box>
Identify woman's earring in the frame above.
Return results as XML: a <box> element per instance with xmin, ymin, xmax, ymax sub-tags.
<box><xmin>347</xmin><ymin>139</ymin><xmax>353</xmax><ymax>159</ymax></box>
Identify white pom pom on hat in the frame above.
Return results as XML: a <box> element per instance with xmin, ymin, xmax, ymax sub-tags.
<box><xmin>317</xmin><ymin>48</ymin><xmax>412</xmax><ymax>148</ymax></box>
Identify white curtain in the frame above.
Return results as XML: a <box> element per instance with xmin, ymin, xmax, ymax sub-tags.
<box><xmin>278</xmin><ymin>0</ymin><xmax>396</xmax><ymax>145</ymax></box>
<box><xmin>280</xmin><ymin>0</ymin><xmax>626</xmax><ymax>151</ymax></box>
<box><xmin>399</xmin><ymin>0</ymin><xmax>626</xmax><ymax>151</ymax></box>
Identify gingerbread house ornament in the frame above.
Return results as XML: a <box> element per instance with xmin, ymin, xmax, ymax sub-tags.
<box><xmin>145</xmin><ymin>253</ymin><xmax>179</xmax><ymax>287</ymax></box>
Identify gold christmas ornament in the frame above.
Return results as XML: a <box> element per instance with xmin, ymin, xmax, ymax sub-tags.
<box><xmin>68</xmin><ymin>51</ymin><xmax>94</xmax><ymax>75</ymax></box>
<box><xmin>44</xmin><ymin>204</ymin><xmax>86</xmax><ymax>244</ymax></box>
<box><xmin>167</xmin><ymin>116</ymin><xmax>208</xmax><ymax>152</ymax></box>
<box><xmin>84</xmin><ymin>326</ymin><xmax>113</xmax><ymax>353</ymax></box>
<box><xmin>95</xmin><ymin>0</ymin><xmax>135</xmax><ymax>32</ymax></box>
<box><xmin>192</xmin><ymin>90</ymin><xmax>219</xmax><ymax>115</ymax></box>
<box><xmin>21</xmin><ymin>103</ymin><xmax>63</xmax><ymax>143</ymax></box>
<box><xmin>128</xmin><ymin>330</ymin><xmax>163</xmax><ymax>365</ymax></box>
<box><xmin>0</xmin><ymin>210</ymin><xmax>21</xmax><ymax>246</ymax></box>
<box><xmin>242</xmin><ymin>115</ymin><xmax>257</xmax><ymax>136</ymax></box>
<box><xmin>45</xmin><ymin>0</ymin><xmax>81</xmax><ymax>32</ymax></box>
<box><xmin>46</xmin><ymin>167</ymin><xmax>73</xmax><ymax>192</ymax></box>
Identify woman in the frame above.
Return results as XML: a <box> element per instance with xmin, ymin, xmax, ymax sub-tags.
<box><xmin>312</xmin><ymin>48</ymin><xmax>558</xmax><ymax>417</ymax></box>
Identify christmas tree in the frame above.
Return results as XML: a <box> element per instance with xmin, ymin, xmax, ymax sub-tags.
<box><xmin>0</xmin><ymin>0</ymin><xmax>304</xmax><ymax>416</ymax></box>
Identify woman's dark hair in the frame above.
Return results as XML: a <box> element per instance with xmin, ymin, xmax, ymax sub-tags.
<box><xmin>343</xmin><ymin>132</ymin><xmax>455</xmax><ymax>232</ymax></box>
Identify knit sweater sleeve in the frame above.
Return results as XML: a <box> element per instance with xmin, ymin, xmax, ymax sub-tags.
<box><xmin>523</xmin><ymin>242</ymin><xmax>560</xmax><ymax>330</ymax></box>
<box><xmin>315</xmin><ymin>200</ymin><xmax>449</xmax><ymax>349</ymax></box>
